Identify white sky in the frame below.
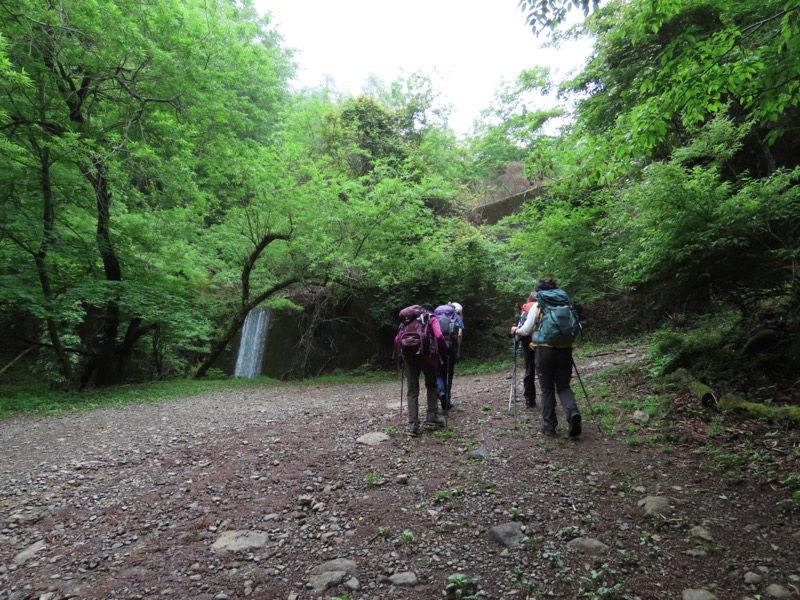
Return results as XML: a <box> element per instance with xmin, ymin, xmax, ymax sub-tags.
<box><xmin>254</xmin><ymin>1</ymin><xmax>594</xmax><ymax>136</ymax></box>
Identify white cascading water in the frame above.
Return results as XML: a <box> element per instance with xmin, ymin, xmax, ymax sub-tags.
<box><xmin>234</xmin><ymin>307</ymin><xmax>270</xmax><ymax>378</ymax></box>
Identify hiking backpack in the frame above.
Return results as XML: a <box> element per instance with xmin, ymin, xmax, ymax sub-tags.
<box><xmin>434</xmin><ymin>304</ymin><xmax>459</xmax><ymax>347</ymax></box>
<box><xmin>532</xmin><ymin>289</ymin><xmax>582</xmax><ymax>347</ymax></box>
<box><xmin>395</xmin><ymin>305</ymin><xmax>437</xmax><ymax>358</ymax></box>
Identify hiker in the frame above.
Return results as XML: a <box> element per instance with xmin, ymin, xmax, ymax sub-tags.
<box><xmin>510</xmin><ymin>292</ymin><xmax>537</xmax><ymax>408</ymax></box>
<box><xmin>435</xmin><ymin>302</ymin><xmax>464</xmax><ymax>410</ymax></box>
<box><xmin>515</xmin><ymin>278</ymin><xmax>582</xmax><ymax>437</ymax></box>
<box><xmin>396</xmin><ymin>303</ymin><xmax>450</xmax><ymax>437</ymax></box>
<box><xmin>450</xmin><ymin>302</ymin><xmax>465</xmax><ymax>357</ymax></box>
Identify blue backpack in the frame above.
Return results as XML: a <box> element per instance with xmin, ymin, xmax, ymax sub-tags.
<box><xmin>532</xmin><ymin>289</ymin><xmax>582</xmax><ymax>347</ymax></box>
<box><xmin>434</xmin><ymin>305</ymin><xmax>459</xmax><ymax>346</ymax></box>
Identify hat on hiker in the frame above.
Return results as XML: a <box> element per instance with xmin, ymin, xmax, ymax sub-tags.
<box><xmin>451</xmin><ymin>302</ymin><xmax>463</xmax><ymax>314</ymax></box>
<box><xmin>420</xmin><ymin>303</ymin><xmax>435</xmax><ymax>313</ymax></box>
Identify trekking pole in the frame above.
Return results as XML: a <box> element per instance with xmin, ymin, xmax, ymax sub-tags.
<box><xmin>441</xmin><ymin>351</ymin><xmax>449</xmax><ymax>429</ymax></box>
<box><xmin>513</xmin><ymin>339</ymin><xmax>518</xmax><ymax>407</ymax></box>
<box><xmin>446</xmin><ymin>356</ymin><xmax>452</xmax><ymax>409</ymax></box>
<box><xmin>444</xmin><ymin>352</ymin><xmax>453</xmax><ymax>428</ymax></box>
<box><xmin>572</xmin><ymin>358</ymin><xmax>605</xmax><ymax>435</ymax></box>
<box><xmin>508</xmin><ymin>337</ymin><xmax>518</xmax><ymax>411</ymax></box>
<box><xmin>399</xmin><ymin>357</ymin><xmax>405</xmax><ymax>418</ymax></box>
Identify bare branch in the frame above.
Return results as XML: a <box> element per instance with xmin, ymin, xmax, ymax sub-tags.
<box><xmin>241</xmin><ymin>222</ymin><xmax>294</xmax><ymax>305</ymax></box>
<box><xmin>114</xmin><ymin>69</ymin><xmax>181</xmax><ymax>107</ymax></box>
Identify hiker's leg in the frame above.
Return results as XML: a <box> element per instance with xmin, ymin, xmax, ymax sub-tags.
<box><xmin>423</xmin><ymin>363</ymin><xmax>444</xmax><ymax>424</ymax></box>
<box><xmin>405</xmin><ymin>360</ymin><xmax>421</xmax><ymax>423</ymax></box>
<box><xmin>436</xmin><ymin>357</ymin><xmax>447</xmax><ymax>403</ymax></box>
<box><xmin>554</xmin><ymin>348</ymin><xmax>581</xmax><ymax>436</ymax></box>
<box><xmin>536</xmin><ymin>346</ymin><xmax>558</xmax><ymax>432</ymax></box>
<box><xmin>445</xmin><ymin>349</ymin><xmax>456</xmax><ymax>402</ymax></box>
<box><xmin>554</xmin><ymin>348</ymin><xmax>578</xmax><ymax>415</ymax></box>
<box><xmin>522</xmin><ymin>343</ymin><xmax>536</xmax><ymax>406</ymax></box>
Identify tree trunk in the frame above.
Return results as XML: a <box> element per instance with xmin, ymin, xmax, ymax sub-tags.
<box><xmin>76</xmin><ymin>157</ymin><xmax>131</xmax><ymax>387</ymax></box>
<box><xmin>690</xmin><ymin>380</ymin><xmax>718</xmax><ymax>407</ymax></box>
<box><xmin>33</xmin><ymin>145</ymin><xmax>73</xmax><ymax>381</ymax></box>
<box><xmin>194</xmin><ymin>313</ymin><xmax>248</xmax><ymax>379</ymax></box>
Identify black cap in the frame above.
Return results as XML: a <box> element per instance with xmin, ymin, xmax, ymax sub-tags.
<box><xmin>419</xmin><ymin>303</ymin><xmax>435</xmax><ymax>313</ymax></box>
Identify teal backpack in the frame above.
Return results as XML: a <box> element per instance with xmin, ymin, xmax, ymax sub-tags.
<box><xmin>532</xmin><ymin>289</ymin><xmax>582</xmax><ymax>347</ymax></box>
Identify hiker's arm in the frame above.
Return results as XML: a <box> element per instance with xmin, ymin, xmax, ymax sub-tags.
<box><xmin>454</xmin><ymin>315</ymin><xmax>464</xmax><ymax>355</ymax></box>
<box><xmin>513</xmin><ymin>305</ymin><xmax>538</xmax><ymax>337</ymax></box>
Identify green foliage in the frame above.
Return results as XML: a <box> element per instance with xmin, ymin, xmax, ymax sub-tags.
<box><xmin>363</xmin><ymin>474</ymin><xmax>382</xmax><ymax>487</ymax></box>
<box><xmin>398</xmin><ymin>529</ymin><xmax>415</xmax><ymax>545</ymax></box>
<box><xmin>777</xmin><ymin>473</ymin><xmax>800</xmax><ymax>513</ymax></box>
<box><xmin>508</xmin><ymin>108</ymin><xmax>800</xmax><ymax>385</ymax></box>
<box><xmin>0</xmin><ymin>0</ymin><xmax>297</xmax><ymax>386</ymax></box>
<box><xmin>568</xmin><ymin>0</ymin><xmax>800</xmax><ymax>170</ymax></box>
<box><xmin>327</xmin><ymin>95</ymin><xmax>410</xmax><ymax>176</ymax></box>
<box><xmin>470</xmin><ymin>67</ymin><xmax>564</xmax><ymax>182</ymax></box>
<box><xmin>502</xmin><ymin>196</ymin><xmax>610</xmax><ymax>301</ymax></box>
<box><xmin>579</xmin><ymin>563</ymin><xmax>624</xmax><ymax>599</ymax></box>
<box><xmin>457</xmin><ymin>357</ymin><xmax>511</xmax><ymax>375</ymax></box>
<box><xmin>541</xmin><ymin>550</ymin><xmax>564</xmax><ymax>568</ymax></box>
<box><xmin>1</xmin><ymin>0</ymin><xmax>501</xmax><ymax>385</ymax></box>
<box><xmin>445</xmin><ymin>573</ymin><xmax>480</xmax><ymax>600</ymax></box>
<box><xmin>3</xmin><ymin>0</ymin><xmax>800</xmax><ymax>404</ymax></box>
<box><xmin>512</xmin><ymin>0</ymin><xmax>800</xmax><ymax>383</ymax></box>
<box><xmin>648</xmin><ymin>324</ymin><xmax>730</xmax><ymax>378</ymax></box>
<box><xmin>434</xmin><ymin>427</ymin><xmax>459</xmax><ymax>443</ymax></box>
<box><xmin>366</xmin><ymin>69</ymin><xmax>453</xmax><ymax>141</ymax></box>
<box><xmin>519</xmin><ymin>0</ymin><xmax>600</xmax><ymax>34</ymax></box>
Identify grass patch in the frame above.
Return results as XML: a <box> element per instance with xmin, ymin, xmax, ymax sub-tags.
<box><xmin>456</xmin><ymin>357</ymin><xmax>510</xmax><ymax>375</ymax></box>
<box><xmin>294</xmin><ymin>370</ymin><xmax>396</xmax><ymax>385</ymax></box>
<box><xmin>0</xmin><ymin>363</ymin><xmax>400</xmax><ymax>420</ymax></box>
<box><xmin>0</xmin><ymin>376</ymin><xmax>282</xmax><ymax>419</ymax></box>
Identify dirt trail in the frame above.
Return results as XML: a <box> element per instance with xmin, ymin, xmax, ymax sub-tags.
<box><xmin>1</xmin><ymin>347</ymin><xmax>798</xmax><ymax>600</ymax></box>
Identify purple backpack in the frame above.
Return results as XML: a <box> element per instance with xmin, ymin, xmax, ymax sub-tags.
<box><xmin>395</xmin><ymin>305</ymin><xmax>435</xmax><ymax>358</ymax></box>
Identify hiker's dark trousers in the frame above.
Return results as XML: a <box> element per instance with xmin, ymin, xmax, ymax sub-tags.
<box><xmin>521</xmin><ymin>340</ymin><xmax>536</xmax><ymax>405</ymax></box>
<box><xmin>535</xmin><ymin>346</ymin><xmax>579</xmax><ymax>431</ymax></box>
<box><xmin>437</xmin><ymin>347</ymin><xmax>458</xmax><ymax>403</ymax></box>
<box><xmin>405</xmin><ymin>357</ymin><xmax>438</xmax><ymax>423</ymax></box>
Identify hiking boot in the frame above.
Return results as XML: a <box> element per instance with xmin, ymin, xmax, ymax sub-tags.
<box><xmin>406</xmin><ymin>422</ymin><xmax>420</xmax><ymax>437</ymax></box>
<box><xmin>568</xmin><ymin>412</ymin><xmax>582</xmax><ymax>437</ymax></box>
<box><xmin>425</xmin><ymin>411</ymin><xmax>445</xmax><ymax>426</ymax></box>
<box><xmin>525</xmin><ymin>398</ymin><xmax>536</xmax><ymax>408</ymax></box>
<box><xmin>539</xmin><ymin>425</ymin><xmax>556</xmax><ymax>437</ymax></box>
<box><xmin>444</xmin><ymin>401</ymin><xmax>457</xmax><ymax>411</ymax></box>
<box><xmin>438</xmin><ymin>392</ymin><xmax>448</xmax><ymax>411</ymax></box>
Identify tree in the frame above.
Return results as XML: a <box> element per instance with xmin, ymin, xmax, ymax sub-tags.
<box><xmin>0</xmin><ymin>0</ymin><xmax>294</xmax><ymax>386</ymax></box>
<box><xmin>507</xmin><ymin>0</ymin><xmax>800</xmax><ymax>371</ymax></box>
<box><xmin>564</xmin><ymin>0</ymin><xmax>800</xmax><ymax>180</ymax></box>
<box><xmin>470</xmin><ymin>66</ymin><xmax>566</xmax><ymax>185</ymax></box>
<box><xmin>518</xmin><ymin>0</ymin><xmax>600</xmax><ymax>34</ymax></box>
<box><xmin>366</xmin><ymin>70</ymin><xmax>453</xmax><ymax>144</ymax></box>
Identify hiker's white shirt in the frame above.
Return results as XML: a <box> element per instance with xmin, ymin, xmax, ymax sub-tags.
<box><xmin>516</xmin><ymin>303</ymin><xmax>538</xmax><ymax>338</ymax></box>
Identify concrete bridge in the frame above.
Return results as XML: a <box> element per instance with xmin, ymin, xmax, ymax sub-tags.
<box><xmin>476</xmin><ymin>186</ymin><xmax>546</xmax><ymax>225</ymax></box>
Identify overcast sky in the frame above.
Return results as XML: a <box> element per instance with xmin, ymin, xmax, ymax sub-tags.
<box><xmin>253</xmin><ymin>1</ymin><xmax>593</xmax><ymax>136</ymax></box>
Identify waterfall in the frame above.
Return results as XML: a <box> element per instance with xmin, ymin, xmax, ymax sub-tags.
<box><xmin>234</xmin><ymin>307</ymin><xmax>271</xmax><ymax>378</ymax></box>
